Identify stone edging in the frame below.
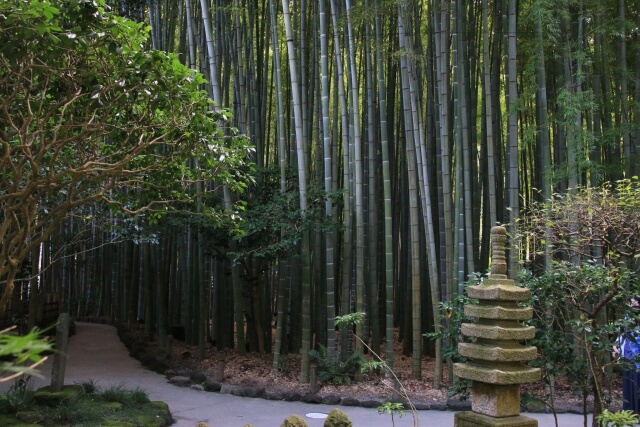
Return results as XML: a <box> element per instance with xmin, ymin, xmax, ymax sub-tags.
<box><xmin>112</xmin><ymin>321</ymin><xmax>591</xmax><ymax>416</ymax></box>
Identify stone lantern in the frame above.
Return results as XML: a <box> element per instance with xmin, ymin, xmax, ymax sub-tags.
<box><xmin>453</xmin><ymin>226</ymin><xmax>541</xmax><ymax>427</ymax></box>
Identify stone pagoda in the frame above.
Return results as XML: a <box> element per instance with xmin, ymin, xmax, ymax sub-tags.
<box><xmin>453</xmin><ymin>226</ymin><xmax>540</xmax><ymax>427</ymax></box>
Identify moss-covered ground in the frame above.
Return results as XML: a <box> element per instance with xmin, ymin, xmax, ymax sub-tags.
<box><xmin>0</xmin><ymin>380</ymin><xmax>172</xmax><ymax>426</ymax></box>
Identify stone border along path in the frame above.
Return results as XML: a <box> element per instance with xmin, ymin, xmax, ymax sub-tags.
<box><xmin>0</xmin><ymin>322</ymin><xmax>594</xmax><ymax>426</ymax></box>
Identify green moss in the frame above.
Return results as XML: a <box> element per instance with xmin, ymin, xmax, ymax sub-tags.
<box><xmin>98</xmin><ymin>401</ymin><xmax>123</xmax><ymax>411</ymax></box>
<box><xmin>34</xmin><ymin>385</ymin><xmax>83</xmax><ymax>407</ymax></box>
<box><xmin>100</xmin><ymin>421</ymin><xmax>137</xmax><ymax>427</ymax></box>
<box><xmin>131</xmin><ymin>414</ymin><xmax>166</xmax><ymax>427</ymax></box>
<box><xmin>15</xmin><ymin>410</ymin><xmax>44</xmax><ymax>424</ymax></box>
<box><xmin>0</xmin><ymin>412</ymin><xmax>40</xmax><ymax>426</ymax></box>
<box><xmin>150</xmin><ymin>401</ymin><xmax>170</xmax><ymax>411</ymax></box>
<box><xmin>323</xmin><ymin>409</ymin><xmax>352</xmax><ymax>427</ymax></box>
<box><xmin>280</xmin><ymin>414</ymin><xmax>308</xmax><ymax>427</ymax></box>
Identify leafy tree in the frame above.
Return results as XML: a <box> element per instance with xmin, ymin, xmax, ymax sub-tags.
<box><xmin>522</xmin><ymin>263</ymin><xmax>640</xmax><ymax>425</ymax></box>
<box><xmin>231</xmin><ymin>166</ymin><xmax>341</xmax><ymax>262</ymax></box>
<box><xmin>247</xmin><ymin>167</ymin><xmax>339</xmax><ymax>354</ymax></box>
<box><xmin>0</xmin><ymin>0</ymin><xmax>251</xmax><ymax>314</ymax></box>
<box><xmin>521</xmin><ymin>178</ymin><xmax>640</xmax><ymax>270</ymax></box>
<box><xmin>519</xmin><ymin>179</ymin><xmax>640</xmax><ymax>425</ymax></box>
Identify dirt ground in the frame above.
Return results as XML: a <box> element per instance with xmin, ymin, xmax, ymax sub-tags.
<box><xmin>138</xmin><ymin>328</ymin><xmax>623</xmax><ymax>414</ymax></box>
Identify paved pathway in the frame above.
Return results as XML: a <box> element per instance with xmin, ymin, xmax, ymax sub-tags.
<box><xmin>1</xmin><ymin>322</ymin><xmax>593</xmax><ymax>426</ymax></box>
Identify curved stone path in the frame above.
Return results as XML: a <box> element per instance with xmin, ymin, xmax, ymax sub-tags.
<box><xmin>1</xmin><ymin>322</ymin><xmax>593</xmax><ymax>426</ymax></box>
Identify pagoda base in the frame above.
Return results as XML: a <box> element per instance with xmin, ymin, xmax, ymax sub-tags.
<box><xmin>454</xmin><ymin>411</ymin><xmax>538</xmax><ymax>427</ymax></box>
<box><xmin>472</xmin><ymin>382</ymin><xmax>520</xmax><ymax>417</ymax></box>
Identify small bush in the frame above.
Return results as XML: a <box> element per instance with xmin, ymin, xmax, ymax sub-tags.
<box><xmin>423</xmin><ymin>274</ymin><xmax>480</xmax><ymax>400</ymax></box>
<box><xmin>596</xmin><ymin>409</ymin><xmax>639</xmax><ymax>427</ymax></box>
<box><xmin>45</xmin><ymin>391</ymin><xmax>93</xmax><ymax>424</ymax></box>
<box><xmin>50</xmin><ymin>398</ymin><xmax>76</xmax><ymax>423</ymax></box>
<box><xmin>100</xmin><ymin>383</ymin><xmax>149</xmax><ymax>406</ymax></box>
<box><xmin>100</xmin><ymin>383</ymin><xmax>130</xmax><ymax>403</ymax></box>
<box><xmin>309</xmin><ymin>345</ymin><xmax>364</xmax><ymax>385</ymax></box>
<box><xmin>76</xmin><ymin>379</ymin><xmax>98</xmax><ymax>396</ymax></box>
<box><xmin>129</xmin><ymin>387</ymin><xmax>151</xmax><ymax>405</ymax></box>
<box><xmin>2</xmin><ymin>377</ymin><xmax>35</xmax><ymax>413</ymax></box>
<box><xmin>323</xmin><ymin>408</ymin><xmax>352</xmax><ymax>427</ymax></box>
<box><xmin>280</xmin><ymin>414</ymin><xmax>308</xmax><ymax>427</ymax></box>
<box><xmin>378</xmin><ymin>402</ymin><xmax>405</xmax><ymax>427</ymax></box>
<box><xmin>1</xmin><ymin>381</ymin><xmax>168</xmax><ymax>426</ymax></box>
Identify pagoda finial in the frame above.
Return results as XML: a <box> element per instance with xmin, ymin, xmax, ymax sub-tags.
<box><xmin>490</xmin><ymin>226</ymin><xmax>508</xmax><ymax>278</ymax></box>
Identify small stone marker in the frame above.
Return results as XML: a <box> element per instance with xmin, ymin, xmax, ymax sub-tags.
<box><xmin>453</xmin><ymin>226</ymin><xmax>540</xmax><ymax>427</ymax></box>
<box><xmin>309</xmin><ymin>363</ymin><xmax>318</xmax><ymax>394</ymax></box>
<box><xmin>50</xmin><ymin>313</ymin><xmax>70</xmax><ymax>392</ymax></box>
<box><xmin>215</xmin><ymin>360</ymin><xmax>225</xmax><ymax>382</ymax></box>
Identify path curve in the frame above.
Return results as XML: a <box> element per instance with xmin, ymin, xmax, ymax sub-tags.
<box><xmin>2</xmin><ymin>322</ymin><xmax>592</xmax><ymax>426</ymax></box>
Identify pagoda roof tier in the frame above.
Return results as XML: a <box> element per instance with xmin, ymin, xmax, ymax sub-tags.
<box><xmin>459</xmin><ymin>342</ymin><xmax>538</xmax><ymax>362</ymax></box>
<box><xmin>454</xmin><ymin>362</ymin><xmax>541</xmax><ymax>385</ymax></box>
<box><xmin>461</xmin><ymin>323</ymin><xmax>536</xmax><ymax>341</ymax></box>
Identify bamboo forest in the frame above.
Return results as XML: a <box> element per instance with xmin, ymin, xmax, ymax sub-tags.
<box><xmin>2</xmin><ymin>0</ymin><xmax>640</xmax><ymax>413</ymax></box>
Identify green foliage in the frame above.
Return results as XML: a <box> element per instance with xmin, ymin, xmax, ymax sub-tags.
<box><xmin>280</xmin><ymin>414</ymin><xmax>308</xmax><ymax>427</ymax></box>
<box><xmin>446</xmin><ymin>378</ymin><xmax>472</xmax><ymax>401</ymax></box>
<box><xmin>520</xmin><ymin>178</ymin><xmax>640</xmax><ymax>265</ymax></box>
<box><xmin>276</xmin><ymin>354</ymin><xmax>292</xmax><ymax>374</ymax></box>
<box><xmin>100</xmin><ymin>383</ymin><xmax>150</xmax><ymax>406</ymax></box>
<box><xmin>426</xmin><ymin>260</ymin><xmax>640</xmax><ymax>407</ymax></box>
<box><xmin>378</xmin><ymin>401</ymin><xmax>405</xmax><ymax>416</ymax></box>
<box><xmin>515</xmin><ymin>179</ymin><xmax>640</xmax><ymax>418</ymax></box>
<box><xmin>323</xmin><ymin>408</ymin><xmax>352</xmax><ymax>427</ymax></box>
<box><xmin>128</xmin><ymin>387</ymin><xmax>151</xmax><ymax>406</ymax></box>
<box><xmin>1</xmin><ymin>0</ymin><xmax>250</xmax><ymax>197</ymax></box>
<box><xmin>423</xmin><ymin>274</ymin><xmax>481</xmax><ymax>400</ymax></box>
<box><xmin>377</xmin><ymin>402</ymin><xmax>405</xmax><ymax>427</ymax></box>
<box><xmin>0</xmin><ymin>327</ymin><xmax>52</xmax><ymax>381</ymax></box>
<box><xmin>309</xmin><ymin>344</ymin><xmax>364</xmax><ymax>385</ymax></box>
<box><xmin>361</xmin><ymin>360</ymin><xmax>385</xmax><ymax>374</ymax></box>
<box><xmin>521</xmin><ymin>261</ymin><xmax>640</xmax><ymax>411</ymax></box>
<box><xmin>331</xmin><ymin>312</ymin><xmax>418</xmax><ymax>425</ymax></box>
<box><xmin>0</xmin><ymin>382</ymin><xmax>168</xmax><ymax>426</ymax></box>
<box><xmin>49</xmin><ymin>394</ymin><xmax>82</xmax><ymax>423</ymax></box>
<box><xmin>0</xmin><ymin>377</ymin><xmax>35</xmax><ymax>413</ymax></box>
<box><xmin>596</xmin><ymin>409</ymin><xmax>640</xmax><ymax>427</ymax></box>
<box><xmin>423</xmin><ymin>273</ymin><xmax>480</xmax><ymax>363</ymax></box>
<box><xmin>334</xmin><ymin>312</ymin><xmax>366</xmax><ymax>327</ymax></box>
<box><xmin>0</xmin><ymin>0</ymin><xmax>252</xmax><ymax>311</ymax></box>
<box><xmin>76</xmin><ymin>379</ymin><xmax>98</xmax><ymax>396</ymax></box>
<box><xmin>230</xmin><ymin>166</ymin><xmax>342</xmax><ymax>261</ymax></box>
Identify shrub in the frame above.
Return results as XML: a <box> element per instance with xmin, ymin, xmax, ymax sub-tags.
<box><xmin>280</xmin><ymin>414</ymin><xmax>308</xmax><ymax>427</ymax></box>
<box><xmin>1</xmin><ymin>377</ymin><xmax>35</xmax><ymax>413</ymax></box>
<box><xmin>76</xmin><ymin>379</ymin><xmax>98</xmax><ymax>396</ymax></box>
<box><xmin>324</xmin><ymin>408</ymin><xmax>353</xmax><ymax>427</ymax></box>
<box><xmin>309</xmin><ymin>345</ymin><xmax>364</xmax><ymax>385</ymax></box>
<box><xmin>423</xmin><ymin>273</ymin><xmax>481</xmax><ymax>400</ymax></box>
<box><xmin>100</xmin><ymin>383</ymin><xmax>150</xmax><ymax>406</ymax></box>
<box><xmin>596</xmin><ymin>409</ymin><xmax>639</xmax><ymax>427</ymax></box>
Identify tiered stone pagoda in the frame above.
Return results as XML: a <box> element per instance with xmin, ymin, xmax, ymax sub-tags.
<box><xmin>453</xmin><ymin>226</ymin><xmax>541</xmax><ymax>427</ymax></box>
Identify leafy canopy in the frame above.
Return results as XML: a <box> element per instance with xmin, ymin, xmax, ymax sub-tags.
<box><xmin>0</xmin><ymin>0</ymin><xmax>252</xmax><ymax>312</ymax></box>
<box><xmin>520</xmin><ymin>178</ymin><xmax>640</xmax><ymax>265</ymax></box>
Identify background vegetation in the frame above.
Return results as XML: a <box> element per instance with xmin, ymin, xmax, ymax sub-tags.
<box><xmin>2</xmin><ymin>2</ymin><xmax>640</xmax><ymax>422</ymax></box>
